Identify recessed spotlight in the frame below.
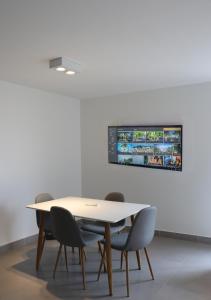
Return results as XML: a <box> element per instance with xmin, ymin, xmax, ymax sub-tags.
<box><xmin>65</xmin><ymin>70</ymin><xmax>76</xmax><ymax>75</ymax></box>
<box><xmin>56</xmin><ymin>67</ymin><xmax>66</xmax><ymax>72</ymax></box>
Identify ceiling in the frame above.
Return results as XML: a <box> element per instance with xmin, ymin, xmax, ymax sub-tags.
<box><xmin>0</xmin><ymin>0</ymin><xmax>211</xmax><ymax>100</ymax></box>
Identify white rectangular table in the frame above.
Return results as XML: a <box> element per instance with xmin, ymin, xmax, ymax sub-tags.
<box><xmin>27</xmin><ymin>196</ymin><xmax>150</xmax><ymax>296</ymax></box>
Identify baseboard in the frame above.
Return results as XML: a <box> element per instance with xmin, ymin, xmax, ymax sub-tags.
<box><xmin>124</xmin><ymin>226</ymin><xmax>211</xmax><ymax>244</ymax></box>
<box><xmin>155</xmin><ymin>230</ymin><xmax>211</xmax><ymax>244</ymax></box>
<box><xmin>0</xmin><ymin>234</ymin><xmax>38</xmax><ymax>254</ymax></box>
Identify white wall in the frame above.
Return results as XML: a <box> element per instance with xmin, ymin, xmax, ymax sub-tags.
<box><xmin>0</xmin><ymin>80</ymin><xmax>81</xmax><ymax>247</ymax></box>
<box><xmin>81</xmin><ymin>82</ymin><xmax>211</xmax><ymax>238</ymax></box>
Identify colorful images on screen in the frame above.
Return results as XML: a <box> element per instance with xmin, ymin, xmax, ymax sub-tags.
<box><xmin>133</xmin><ymin>131</ymin><xmax>146</xmax><ymax>142</ymax></box>
<box><xmin>146</xmin><ymin>131</ymin><xmax>163</xmax><ymax>143</ymax></box>
<box><xmin>108</xmin><ymin>126</ymin><xmax>182</xmax><ymax>171</ymax></box>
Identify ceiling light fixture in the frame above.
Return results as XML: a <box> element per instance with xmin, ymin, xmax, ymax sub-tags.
<box><xmin>49</xmin><ymin>57</ymin><xmax>81</xmax><ymax>76</ymax></box>
<box><xmin>65</xmin><ymin>70</ymin><xmax>76</xmax><ymax>75</ymax></box>
<box><xmin>56</xmin><ymin>67</ymin><xmax>66</xmax><ymax>72</ymax></box>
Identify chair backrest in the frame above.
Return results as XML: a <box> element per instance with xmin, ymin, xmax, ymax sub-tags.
<box><xmin>35</xmin><ymin>193</ymin><xmax>54</xmax><ymax>230</ymax></box>
<box><xmin>35</xmin><ymin>193</ymin><xmax>54</xmax><ymax>203</ymax></box>
<box><xmin>105</xmin><ymin>192</ymin><xmax>126</xmax><ymax>226</ymax></box>
<box><xmin>50</xmin><ymin>206</ymin><xmax>84</xmax><ymax>247</ymax></box>
<box><xmin>105</xmin><ymin>192</ymin><xmax>125</xmax><ymax>202</ymax></box>
<box><xmin>125</xmin><ymin>207</ymin><xmax>157</xmax><ymax>251</ymax></box>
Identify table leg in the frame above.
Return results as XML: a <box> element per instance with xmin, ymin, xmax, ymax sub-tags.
<box><xmin>36</xmin><ymin>211</ymin><xmax>45</xmax><ymax>271</ymax></box>
<box><xmin>105</xmin><ymin>222</ymin><xmax>112</xmax><ymax>296</ymax></box>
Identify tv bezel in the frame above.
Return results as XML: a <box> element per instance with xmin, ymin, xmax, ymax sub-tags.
<box><xmin>108</xmin><ymin>124</ymin><xmax>183</xmax><ymax>172</ymax></box>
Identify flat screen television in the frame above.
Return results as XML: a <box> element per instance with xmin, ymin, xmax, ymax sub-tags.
<box><xmin>108</xmin><ymin>125</ymin><xmax>182</xmax><ymax>171</ymax></box>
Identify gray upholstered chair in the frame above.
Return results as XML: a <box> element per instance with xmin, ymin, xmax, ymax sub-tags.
<box><xmin>50</xmin><ymin>206</ymin><xmax>102</xmax><ymax>289</ymax></box>
<box><xmin>80</xmin><ymin>192</ymin><xmax>126</xmax><ymax>235</ymax></box>
<box><xmin>35</xmin><ymin>193</ymin><xmax>55</xmax><ymax>244</ymax></box>
<box><xmin>80</xmin><ymin>192</ymin><xmax>143</xmax><ymax>270</ymax></box>
<box><xmin>80</xmin><ymin>192</ymin><xmax>126</xmax><ymax>270</ymax></box>
<box><xmin>98</xmin><ymin>206</ymin><xmax>157</xmax><ymax>297</ymax></box>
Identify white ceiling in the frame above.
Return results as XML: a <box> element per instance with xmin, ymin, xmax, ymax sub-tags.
<box><xmin>0</xmin><ymin>0</ymin><xmax>211</xmax><ymax>100</ymax></box>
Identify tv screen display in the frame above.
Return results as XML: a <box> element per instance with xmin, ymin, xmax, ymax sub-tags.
<box><xmin>108</xmin><ymin>125</ymin><xmax>182</xmax><ymax>171</ymax></box>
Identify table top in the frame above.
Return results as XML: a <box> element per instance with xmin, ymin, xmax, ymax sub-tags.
<box><xmin>26</xmin><ymin>196</ymin><xmax>150</xmax><ymax>223</ymax></box>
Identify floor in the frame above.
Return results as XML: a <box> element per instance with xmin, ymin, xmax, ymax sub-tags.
<box><xmin>0</xmin><ymin>237</ymin><xmax>211</xmax><ymax>300</ymax></box>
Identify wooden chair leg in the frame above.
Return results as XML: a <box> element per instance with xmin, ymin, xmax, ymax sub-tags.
<box><xmin>79</xmin><ymin>247</ymin><xmax>81</xmax><ymax>264</ymax></box>
<box><xmin>64</xmin><ymin>245</ymin><xmax>68</xmax><ymax>272</ymax></box>
<box><xmin>98</xmin><ymin>241</ymin><xmax>101</xmax><ymax>252</ymax></box>
<box><xmin>41</xmin><ymin>233</ymin><xmax>46</xmax><ymax>256</ymax></box>
<box><xmin>124</xmin><ymin>251</ymin><xmax>130</xmax><ymax>297</ymax></box>
<box><xmin>53</xmin><ymin>243</ymin><xmax>62</xmax><ymax>279</ymax></box>
<box><xmin>98</xmin><ymin>241</ymin><xmax>102</xmax><ymax>255</ymax></box>
<box><xmin>103</xmin><ymin>232</ymin><xmax>107</xmax><ymax>273</ymax></box>
<box><xmin>98</xmin><ymin>241</ymin><xmax>107</xmax><ymax>272</ymax></box>
<box><xmin>80</xmin><ymin>247</ymin><xmax>86</xmax><ymax>289</ymax></box>
<box><xmin>136</xmin><ymin>250</ymin><xmax>141</xmax><ymax>270</ymax></box>
<box><xmin>144</xmin><ymin>247</ymin><xmax>154</xmax><ymax>280</ymax></box>
<box><xmin>103</xmin><ymin>244</ymin><xmax>107</xmax><ymax>273</ymax></box>
<box><xmin>120</xmin><ymin>251</ymin><xmax>124</xmax><ymax>269</ymax></box>
<box><xmin>78</xmin><ymin>247</ymin><xmax>86</xmax><ymax>263</ymax></box>
<box><xmin>83</xmin><ymin>248</ymin><xmax>87</xmax><ymax>261</ymax></box>
<box><xmin>97</xmin><ymin>247</ymin><xmax>106</xmax><ymax>281</ymax></box>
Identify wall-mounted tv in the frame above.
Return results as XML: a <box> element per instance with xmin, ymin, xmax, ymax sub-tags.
<box><xmin>108</xmin><ymin>125</ymin><xmax>182</xmax><ymax>171</ymax></box>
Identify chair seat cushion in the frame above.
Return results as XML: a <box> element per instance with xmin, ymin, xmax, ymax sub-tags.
<box><xmin>80</xmin><ymin>220</ymin><xmax>125</xmax><ymax>235</ymax></box>
<box><xmin>80</xmin><ymin>230</ymin><xmax>102</xmax><ymax>246</ymax></box>
<box><xmin>101</xmin><ymin>232</ymin><xmax>129</xmax><ymax>251</ymax></box>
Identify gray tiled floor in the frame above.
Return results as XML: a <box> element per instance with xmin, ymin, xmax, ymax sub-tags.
<box><xmin>0</xmin><ymin>237</ymin><xmax>211</xmax><ymax>299</ymax></box>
